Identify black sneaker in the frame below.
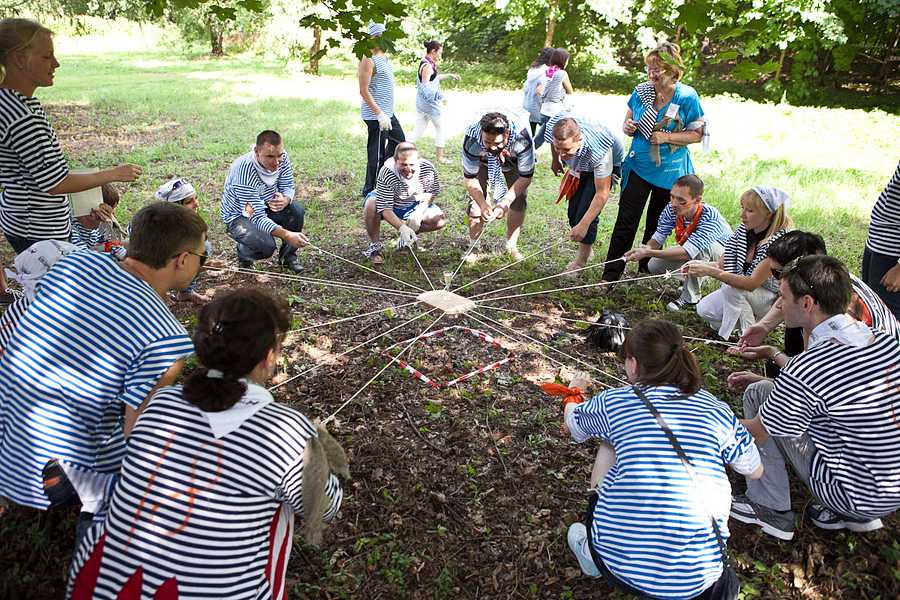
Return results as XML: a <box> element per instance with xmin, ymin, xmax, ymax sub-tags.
<box><xmin>42</xmin><ymin>459</ymin><xmax>79</xmax><ymax>509</ymax></box>
<box><xmin>730</xmin><ymin>493</ymin><xmax>796</xmax><ymax>540</ymax></box>
<box><xmin>666</xmin><ymin>298</ymin><xmax>697</xmax><ymax>312</ymax></box>
<box><xmin>806</xmin><ymin>503</ymin><xmax>883</xmax><ymax>532</ymax></box>
<box><xmin>238</xmin><ymin>260</ymin><xmax>254</xmax><ymax>269</ymax></box>
<box><xmin>280</xmin><ymin>260</ymin><xmax>303</xmax><ymax>274</ymax></box>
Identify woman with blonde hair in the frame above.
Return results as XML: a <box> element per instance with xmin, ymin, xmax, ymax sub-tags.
<box><xmin>0</xmin><ymin>18</ymin><xmax>141</xmax><ymax>253</ymax></box>
<box><xmin>685</xmin><ymin>187</ymin><xmax>793</xmax><ymax>339</ymax></box>
<box><xmin>602</xmin><ymin>42</ymin><xmax>707</xmax><ymax>282</ymax></box>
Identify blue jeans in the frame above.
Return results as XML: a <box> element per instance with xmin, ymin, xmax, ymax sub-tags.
<box><xmin>862</xmin><ymin>246</ymin><xmax>900</xmax><ymax>321</ymax></box>
<box><xmin>226</xmin><ymin>202</ymin><xmax>305</xmax><ymax>264</ymax></box>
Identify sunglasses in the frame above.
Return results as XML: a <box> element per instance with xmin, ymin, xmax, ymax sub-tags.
<box><xmin>171</xmin><ymin>249</ymin><xmax>208</xmax><ymax>266</ymax></box>
<box><xmin>162</xmin><ymin>179</ymin><xmax>187</xmax><ymax>201</ymax></box>
<box><xmin>780</xmin><ymin>258</ymin><xmax>817</xmax><ymax>300</ymax></box>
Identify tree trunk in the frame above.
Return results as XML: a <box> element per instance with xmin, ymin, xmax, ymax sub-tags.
<box><xmin>309</xmin><ymin>25</ymin><xmax>322</xmax><ymax>74</ymax></box>
<box><xmin>878</xmin><ymin>27</ymin><xmax>899</xmax><ymax>91</ymax></box>
<box><xmin>544</xmin><ymin>0</ymin><xmax>559</xmax><ymax>47</ymax></box>
<box><xmin>208</xmin><ymin>20</ymin><xmax>224</xmax><ymax>56</ymax></box>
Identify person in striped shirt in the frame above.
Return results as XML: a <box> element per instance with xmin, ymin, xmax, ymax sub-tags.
<box><xmin>0</xmin><ymin>202</ymin><xmax>204</xmax><ymax>514</ymax></box>
<box><xmin>66</xmin><ymin>288</ymin><xmax>345</xmax><ymax>600</ymax></box>
<box><xmin>729</xmin><ymin>255</ymin><xmax>900</xmax><ymax>539</ymax></box>
<box><xmin>362</xmin><ymin>142</ymin><xmax>445</xmax><ymax>264</ymax></box>
<box><xmin>0</xmin><ymin>19</ymin><xmax>141</xmax><ymax>254</ymax></box>
<box><xmin>462</xmin><ymin>111</ymin><xmax>535</xmax><ymax>261</ymax></box>
<box><xmin>545</xmin><ymin>114</ymin><xmax>624</xmax><ymax>274</ymax></box>
<box><xmin>220</xmin><ymin>130</ymin><xmax>307</xmax><ymax>273</ymax></box>
<box><xmin>409</xmin><ymin>40</ymin><xmax>458</xmax><ymax>165</ymax></box>
<box><xmin>862</xmin><ymin>161</ymin><xmax>900</xmax><ymax>320</ymax></box>
<box><xmin>359</xmin><ymin>22</ymin><xmax>405</xmax><ymax>199</ymax></box>
<box><xmin>564</xmin><ymin>320</ymin><xmax>761</xmax><ymax>598</ymax></box>
<box><xmin>625</xmin><ymin>174</ymin><xmax>733</xmax><ymax>311</ymax></box>
<box><xmin>685</xmin><ymin>187</ymin><xmax>792</xmax><ymax>339</ymax></box>
<box><xmin>69</xmin><ymin>183</ymin><xmax>127</xmax><ymax>261</ymax></box>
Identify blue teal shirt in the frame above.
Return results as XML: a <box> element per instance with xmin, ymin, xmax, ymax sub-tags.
<box><xmin>623</xmin><ymin>82</ymin><xmax>704</xmax><ymax>190</ymax></box>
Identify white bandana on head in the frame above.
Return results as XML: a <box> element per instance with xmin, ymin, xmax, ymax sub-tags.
<box><xmin>155</xmin><ymin>177</ymin><xmax>196</xmax><ymax>203</ymax></box>
<box><xmin>5</xmin><ymin>240</ymin><xmax>78</xmax><ymax>301</ymax></box>
<box><xmin>752</xmin><ymin>186</ymin><xmax>790</xmax><ymax>214</ymax></box>
<box><xmin>248</xmin><ymin>145</ymin><xmax>279</xmax><ymax>187</ymax></box>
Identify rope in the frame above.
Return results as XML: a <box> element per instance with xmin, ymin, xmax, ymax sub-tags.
<box><xmin>288</xmin><ymin>300</ymin><xmax>422</xmax><ymax>334</ymax></box>
<box><xmin>468</xmin><ymin>257</ymin><xmax>627</xmax><ymax>300</ymax></box>
<box><xmin>207</xmin><ymin>266</ymin><xmax>419</xmax><ymax>298</ymax></box>
<box><xmin>463</xmin><ymin>312</ymin><xmax>611</xmax><ymax>389</ymax></box>
<box><xmin>406</xmin><ymin>244</ymin><xmax>435</xmax><ymax>291</ymax></box>
<box><xmin>474</xmin><ymin>271</ymin><xmax>673</xmax><ymax>303</ymax></box>
<box><xmin>468</xmin><ymin>310</ymin><xmax>628</xmax><ymax>386</ymax></box>
<box><xmin>478</xmin><ymin>305</ymin><xmax>738</xmax><ymax>347</ymax></box>
<box><xmin>443</xmin><ymin>220</ymin><xmax>491</xmax><ymax>290</ymax></box>
<box><xmin>323</xmin><ymin>312</ymin><xmax>447</xmax><ymax>424</ymax></box>
<box><xmin>270</xmin><ymin>308</ymin><xmax>437</xmax><ymax>391</ymax></box>
<box><xmin>452</xmin><ymin>237</ymin><xmax>568</xmax><ymax>294</ymax></box>
<box><xmin>306</xmin><ymin>242</ymin><xmax>426</xmax><ymax>293</ymax></box>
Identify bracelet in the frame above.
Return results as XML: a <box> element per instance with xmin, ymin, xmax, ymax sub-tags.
<box><xmin>772</xmin><ymin>351</ymin><xmax>786</xmax><ymax>362</ymax></box>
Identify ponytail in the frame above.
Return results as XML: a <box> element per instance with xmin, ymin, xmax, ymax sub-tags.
<box><xmin>183</xmin><ymin>367</ymin><xmax>248</xmax><ymax>412</ymax></box>
<box><xmin>620</xmin><ymin>320</ymin><xmax>702</xmax><ymax>395</ymax></box>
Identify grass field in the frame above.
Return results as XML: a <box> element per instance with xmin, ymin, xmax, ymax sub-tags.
<box><xmin>1</xmin><ymin>40</ymin><xmax>899</xmax><ymax>599</ymax></box>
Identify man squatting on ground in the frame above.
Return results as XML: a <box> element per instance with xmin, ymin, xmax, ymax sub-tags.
<box><xmin>363</xmin><ymin>142</ymin><xmax>445</xmax><ymax>264</ymax></box>
<box><xmin>220</xmin><ymin>130</ymin><xmax>307</xmax><ymax>273</ymax></box>
<box><xmin>462</xmin><ymin>112</ymin><xmax>534</xmax><ymax>262</ymax></box>
<box><xmin>545</xmin><ymin>113</ymin><xmax>624</xmax><ymax>273</ymax></box>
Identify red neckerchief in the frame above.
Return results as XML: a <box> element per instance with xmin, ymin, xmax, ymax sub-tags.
<box><xmin>540</xmin><ymin>382</ymin><xmax>584</xmax><ymax>405</ymax></box>
<box><xmin>556</xmin><ymin>171</ymin><xmax>579</xmax><ymax>204</ymax></box>
<box><xmin>849</xmin><ymin>293</ymin><xmax>874</xmax><ymax>327</ymax></box>
<box><xmin>675</xmin><ymin>202</ymin><xmax>704</xmax><ymax>245</ymax></box>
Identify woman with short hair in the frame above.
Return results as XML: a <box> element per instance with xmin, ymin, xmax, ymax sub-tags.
<box><xmin>66</xmin><ymin>288</ymin><xmax>345</xmax><ymax>599</ymax></box>
<box><xmin>409</xmin><ymin>40</ymin><xmax>459</xmax><ymax>164</ymax></box>
<box><xmin>564</xmin><ymin>320</ymin><xmax>761</xmax><ymax>599</ymax></box>
<box><xmin>0</xmin><ymin>18</ymin><xmax>140</xmax><ymax>253</ymax></box>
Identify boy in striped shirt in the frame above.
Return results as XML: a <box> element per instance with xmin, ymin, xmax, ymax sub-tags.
<box><xmin>0</xmin><ymin>202</ymin><xmax>205</xmax><ymax>513</ymax></box>
<box><xmin>624</xmin><ymin>174</ymin><xmax>732</xmax><ymax>310</ymax></box>
<box><xmin>69</xmin><ymin>183</ymin><xmax>127</xmax><ymax>260</ymax></box>
<box><xmin>730</xmin><ymin>255</ymin><xmax>900</xmax><ymax>539</ymax></box>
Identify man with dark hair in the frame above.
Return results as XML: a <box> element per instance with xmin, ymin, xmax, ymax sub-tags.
<box><xmin>624</xmin><ymin>173</ymin><xmax>731</xmax><ymax>309</ymax></box>
<box><xmin>461</xmin><ymin>111</ymin><xmax>534</xmax><ymax>261</ymax></box>
<box><xmin>221</xmin><ymin>130</ymin><xmax>307</xmax><ymax>272</ymax></box>
<box><xmin>545</xmin><ymin>113</ymin><xmax>625</xmax><ymax>275</ymax></box>
<box><xmin>729</xmin><ymin>255</ymin><xmax>900</xmax><ymax>540</ymax></box>
<box><xmin>0</xmin><ymin>201</ymin><xmax>202</xmax><ymax>517</ymax></box>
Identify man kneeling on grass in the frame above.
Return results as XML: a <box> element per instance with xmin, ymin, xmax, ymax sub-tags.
<box><xmin>730</xmin><ymin>255</ymin><xmax>900</xmax><ymax>540</ymax></box>
<box><xmin>363</xmin><ymin>142</ymin><xmax>445</xmax><ymax>264</ymax></box>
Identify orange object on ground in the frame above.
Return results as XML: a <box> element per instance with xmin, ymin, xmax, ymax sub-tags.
<box><xmin>540</xmin><ymin>382</ymin><xmax>585</xmax><ymax>405</ymax></box>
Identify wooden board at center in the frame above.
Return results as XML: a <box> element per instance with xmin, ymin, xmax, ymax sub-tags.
<box><xmin>417</xmin><ymin>290</ymin><xmax>477</xmax><ymax>315</ymax></box>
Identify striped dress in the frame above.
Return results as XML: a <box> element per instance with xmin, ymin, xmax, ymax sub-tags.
<box><xmin>375</xmin><ymin>158</ymin><xmax>440</xmax><ymax>214</ymax></box>
<box><xmin>360</xmin><ymin>54</ymin><xmax>395</xmax><ymax>120</ymax></box>
<box><xmin>865</xmin><ymin>161</ymin><xmax>900</xmax><ymax>257</ymax></box>
<box><xmin>651</xmin><ymin>204</ymin><xmax>733</xmax><ymax>259</ymax></box>
<box><xmin>722</xmin><ymin>225</ymin><xmax>787</xmax><ymax>292</ymax></box>
<box><xmin>220</xmin><ymin>152</ymin><xmax>295</xmax><ymax>234</ymax></box>
<box><xmin>0</xmin><ymin>88</ymin><xmax>71</xmax><ymax>240</ymax></box>
<box><xmin>567</xmin><ymin>385</ymin><xmax>760</xmax><ymax>598</ymax></box>
<box><xmin>760</xmin><ymin>331</ymin><xmax>900</xmax><ymax>520</ymax></box>
<box><xmin>543</xmin><ymin>113</ymin><xmax>624</xmax><ymax>178</ymax></box>
<box><xmin>67</xmin><ymin>384</ymin><xmax>343</xmax><ymax>600</ymax></box>
<box><xmin>0</xmin><ymin>251</ymin><xmax>194</xmax><ymax>508</ymax></box>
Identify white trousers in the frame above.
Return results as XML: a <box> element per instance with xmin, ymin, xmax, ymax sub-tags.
<box><xmin>697</xmin><ymin>283</ymin><xmax>776</xmax><ymax>339</ymax></box>
<box><xmin>409</xmin><ymin>112</ymin><xmax>445</xmax><ymax>148</ymax></box>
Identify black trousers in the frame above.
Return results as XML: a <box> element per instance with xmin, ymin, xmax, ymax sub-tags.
<box><xmin>227</xmin><ymin>202</ymin><xmax>305</xmax><ymax>264</ymax></box>
<box><xmin>362</xmin><ymin>116</ymin><xmax>405</xmax><ymax>198</ymax></box>
<box><xmin>602</xmin><ymin>170</ymin><xmax>670</xmax><ymax>281</ymax></box>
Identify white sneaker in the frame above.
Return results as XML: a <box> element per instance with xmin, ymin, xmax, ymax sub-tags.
<box><xmin>567</xmin><ymin>523</ymin><xmax>601</xmax><ymax>578</ymax></box>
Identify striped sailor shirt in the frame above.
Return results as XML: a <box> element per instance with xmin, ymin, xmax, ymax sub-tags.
<box><xmin>865</xmin><ymin>161</ymin><xmax>900</xmax><ymax>256</ymax></box>
<box><xmin>850</xmin><ymin>273</ymin><xmax>900</xmax><ymax>341</ymax></box>
<box><xmin>220</xmin><ymin>152</ymin><xmax>295</xmax><ymax>235</ymax></box>
<box><xmin>461</xmin><ymin>116</ymin><xmax>534</xmax><ymax>201</ymax></box>
<box><xmin>543</xmin><ymin>113</ymin><xmax>624</xmax><ymax>178</ymax></box>
<box><xmin>70</xmin><ymin>219</ymin><xmax>127</xmax><ymax>260</ymax></box>
<box><xmin>0</xmin><ymin>89</ymin><xmax>71</xmax><ymax>240</ymax></box>
<box><xmin>67</xmin><ymin>384</ymin><xmax>343</xmax><ymax>600</ymax></box>
<box><xmin>567</xmin><ymin>385</ymin><xmax>760</xmax><ymax>598</ymax></box>
<box><xmin>759</xmin><ymin>328</ymin><xmax>900</xmax><ymax>520</ymax></box>
<box><xmin>0</xmin><ymin>295</ymin><xmax>28</xmax><ymax>354</ymax></box>
<box><xmin>651</xmin><ymin>203</ymin><xmax>733</xmax><ymax>259</ymax></box>
<box><xmin>0</xmin><ymin>251</ymin><xmax>193</xmax><ymax>508</ymax></box>
<box><xmin>375</xmin><ymin>158</ymin><xmax>440</xmax><ymax>214</ymax></box>
<box><xmin>722</xmin><ymin>225</ymin><xmax>787</xmax><ymax>293</ymax></box>
<box><xmin>361</xmin><ymin>54</ymin><xmax>395</xmax><ymax>120</ymax></box>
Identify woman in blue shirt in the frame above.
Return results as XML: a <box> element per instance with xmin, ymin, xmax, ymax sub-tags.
<box><xmin>602</xmin><ymin>42</ymin><xmax>706</xmax><ymax>282</ymax></box>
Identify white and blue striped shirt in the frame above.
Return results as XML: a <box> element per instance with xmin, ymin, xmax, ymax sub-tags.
<box><xmin>375</xmin><ymin>158</ymin><xmax>440</xmax><ymax>214</ymax></box>
<box><xmin>461</xmin><ymin>116</ymin><xmax>534</xmax><ymax>201</ymax></box>
<box><xmin>543</xmin><ymin>113</ymin><xmax>624</xmax><ymax>178</ymax></box>
<box><xmin>220</xmin><ymin>151</ymin><xmax>296</xmax><ymax>235</ymax></box>
<box><xmin>651</xmin><ymin>203</ymin><xmax>733</xmax><ymax>259</ymax></box>
<box><xmin>568</xmin><ymin>385</ymin><xmax>760</xmax><ymax>599</ymax></box>
<box><xmin>70</xmin><ymin>219</ymin><xmax>127</xmax><ymax>260</ymax></box>
<box><xmin>361</xmin><ymin>54</ymin><xmax>395</xmax><ymax>120</ymax></box>
<box><xmin>0</xmin><ymin>251</ymin><xmax>194</xmax><ymax>508</ymax></box>
<box><xmin>0</xmin><ymin>89</ymin><xmax>71</xmax><ymax>240</ymax></box>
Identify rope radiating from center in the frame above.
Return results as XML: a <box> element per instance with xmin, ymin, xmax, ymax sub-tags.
<box><xmin>474</xmin><ymin>272</ymin><xmax>673</xmax><ymax>303</ymax></box>
<box><xmin>468</xmin><ymin>257</ymin><xmax>626</xmax><ymax>300</ymax></box>
<box><xmin>443</xmin><ymin>221</ymin><xmax>491</xmax><ymax>290</ymax></box>
<box><xmin>207</xmin><ymin>265</ymin><xmax>420</xmax><ymax>298</ymax></box>
<box><xmin>306</xmin><ymin>242</ymin><xmax>426</xmax><ymax>293</ymax></box>
<box><xmin>406</xmin><ymin>244</ymin><xmax>435</xmax><ymax>291</ymax></box>
<box><xmin>451</xmin><ymin>237</ymin><xmax>569</xmax><ymax>294</ymax></box>
<box><xmin>288</xmin><ymin>300</ymin><xmax>422</xmax><ymax>334</ymax></box>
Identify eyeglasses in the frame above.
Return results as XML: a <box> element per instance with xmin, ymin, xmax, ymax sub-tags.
<box><xmin>162</xmin><ymin>179</ymin><xmax>187</xmax><ymax>201</ymax></box>
<box><xmin>171</xmin><ymin>249</ymin><xmax>208</xmax><ymax>266</ymax></box>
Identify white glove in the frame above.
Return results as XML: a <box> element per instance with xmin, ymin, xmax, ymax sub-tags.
<box><xmin>398</xmin><ymin>224</ymin><xmax>417</xmax><ymax>248</ymax></box>
<box><xmin>406</xmin><ymin>201</ymin><xmax>430</xmax><ymax>232</ymax></box>
<box><xmin>377</xmin><ymin>112</ymin><xmax>392</xmax><ymax>131</ymax></box>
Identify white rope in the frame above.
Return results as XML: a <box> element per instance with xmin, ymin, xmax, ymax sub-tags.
<box><xmin>270</xmin><ymin>308</ymin><xmax>437</xmax><ymax>391</ymax></box>
<box><xmin>474</xmin><ymin>271</ymin><xmax>673</xmax><ymax>303</ymax></box>
<box><xmin>468</xmin><ymin>310</ymin><xmax>628</xmax><ymax>386</ymax></box>
<box><xmin>452</xmin><ymin>237</ymin><xmax>569</xmax><ymax>294</ymax></box>
<box><xmin>208</xmin><ymin>266</ymin><xmax>420</xmax><ymax>298</ymax></box>
<box><xmin>288</xmin><ymin>300</ymin><xmax>422</xmax><ymax>334</ymax></box>
<box><xmin>306</xmin><ymin>242</ymin><xmax>426</xmax><ymax>293</ymax></box>
<box><xmin>322</xmin><ymin>312</ymin><xmax>447</xmax><ymax>424</ymax></box>
<box><xmin>468</xmin><ymin>257</ymin><xmax>626</xmax><ymax>300</ymax></box>
<box><xmin>443</xmin><ymin>219</ymin><xmax>491</xmax><ymax>290</ymax></box>
<box><xmin>463</xmin><ymin>311</ymin><xmax>611</xmax><ymax>389</ymax></box>
<box><xmin>406</xmin><ymin>244</ymin><xmax>435</xmax><ymax>291</ymax></box>
<box><xmin>478</xmin><ymin>305</ymin><xmax>738</xmax><ymax>347</ymax></box>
